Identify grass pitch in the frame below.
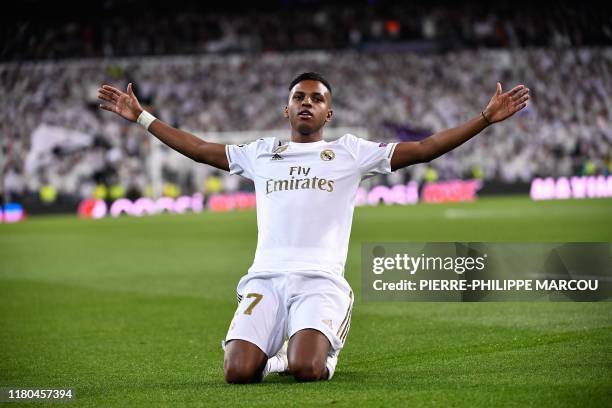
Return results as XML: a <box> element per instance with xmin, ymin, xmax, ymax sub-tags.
<box><xmin>1</xmin><ymin>196</ymin><xmax>611</xmax><ymax>407</ymax></box>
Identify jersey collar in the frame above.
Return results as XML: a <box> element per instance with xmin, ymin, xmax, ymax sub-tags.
<box><xmin>288</xmin><ymin>139</ymin><xmax>328</xmax><ymax>150</ymax></box>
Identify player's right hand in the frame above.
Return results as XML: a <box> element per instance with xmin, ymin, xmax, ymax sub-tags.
<box><xmin>98</xmin><ymin>83</ymin><xmax>144</xmax><ymax>122</ymax></box>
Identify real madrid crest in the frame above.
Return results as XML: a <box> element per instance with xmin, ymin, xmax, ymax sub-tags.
<box><xmin>320</xmin><ymin>149</ymin><xmax>335</xmax><ymax>161</ymax></box>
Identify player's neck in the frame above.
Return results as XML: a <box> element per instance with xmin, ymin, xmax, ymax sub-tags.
<box><xmin>290</xmin><ymin>129</ymin><xmax>323</xmax><ymax>143</ymax></box>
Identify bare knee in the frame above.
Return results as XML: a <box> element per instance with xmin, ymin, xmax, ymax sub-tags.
<box><xmin>224</xmin><ymin>359</ymin><xmax>262</xmax><ymax>384</ymax></box>
<box><xmin>288</xmin><ymin>329</ymin><xmax>330</xmax><ymax>381</ymax></box>
<box><xmin>223</xmin><ymin>340</ymin><xmax>267</xmax><ymax>384</ymax></box>
<box><xmin>290</xmin><ymin>359</ymin><xmax>327</xmax><ymax>382</ymax></box>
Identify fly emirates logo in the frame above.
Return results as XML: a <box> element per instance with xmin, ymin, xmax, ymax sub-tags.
<box><xmin>265</xmin><ymin>166</ymin><xmax>335</xmax><ymax>195</ymax></box>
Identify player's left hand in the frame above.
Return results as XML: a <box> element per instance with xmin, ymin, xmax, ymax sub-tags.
<box><xmin>482</xmin><ymin>83</ymin><xmax>529</xmax><ymax>124</ymax></box>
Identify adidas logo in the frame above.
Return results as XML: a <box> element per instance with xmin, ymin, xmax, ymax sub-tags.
<box><xmin>322</xmin><ymin>319</ymin><xmax>333</xmax><ymax>330</ymax></box>
<box><xmin>271</xmin><ymin>153</ymin><xmax>283</xmax><ymax>161</ymax></box>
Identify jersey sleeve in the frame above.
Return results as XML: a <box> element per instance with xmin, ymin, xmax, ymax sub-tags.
<box><xmin>225</xmin><ymin>138</ymin><xmax>277</xmax><ymax>180</ymax></box>
<box><xmin>225</xmin><ymin>141</ymin><xmax>258</xmax><ymax>179</ymax></box>
<box><xmin>342</xmin><ymin>134</ymin><xmax>397</xmax><ymax>179</ymax></box>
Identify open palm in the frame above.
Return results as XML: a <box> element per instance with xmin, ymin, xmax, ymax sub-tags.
<box><xmin>98</xmin><ymin>83</ymin><xmax>144</xmax><ymax>122</ymax></box>
<box><xmin>483</xmin><ymin>82</ymin><xmax>530</xmax><ymax>124</ymax></box>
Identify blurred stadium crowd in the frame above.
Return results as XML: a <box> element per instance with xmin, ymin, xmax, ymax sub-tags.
<box><xmin>1</xmin><ymin>1</ymin><xmax>611</xmax><ymax>204</ymax></box>
<box><xmin>2</xmin><ymin>1</ymin><xmax>610</xmax><ymax>60</ymax></box>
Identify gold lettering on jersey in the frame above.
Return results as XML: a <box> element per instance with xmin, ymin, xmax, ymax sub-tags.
<box><xmin>266</xmin><ymin>166</ymin><xmax>335</xmax><ymax>195</ymax></box>
<box><xmin>289</xmin><ymin>166</ymin><xmax>310</xmax><ymax>176</ymax></box>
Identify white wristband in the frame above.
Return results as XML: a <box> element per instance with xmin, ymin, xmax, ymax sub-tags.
<box><xmin>136</xmin><ymin>110</ymin><xmax>156</xmax><ymax>130</ymax></box>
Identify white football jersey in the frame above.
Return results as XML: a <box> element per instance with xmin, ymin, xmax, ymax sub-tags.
<box><xmin>225</xmin><ymin>134</ymin><xmax>397</xmax><ymax>276</ymax></box>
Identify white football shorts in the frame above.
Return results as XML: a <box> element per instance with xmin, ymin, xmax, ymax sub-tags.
<box><xmin>225</xmin><ymin>271</ymin><xmax>354</xmax><ymax>358</ymax></box>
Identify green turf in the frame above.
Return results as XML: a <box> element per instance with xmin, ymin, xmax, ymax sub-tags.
<box><xmin>1</xmin><ymin>196</ymin><xmax>611</xmax><ymax>407</ymax></box>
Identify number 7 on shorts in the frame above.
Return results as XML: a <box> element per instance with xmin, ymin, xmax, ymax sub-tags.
<box><xmin>244</xmin><ymin>293</ymin><xmax>263</xmax><ymax>315</ymax></box>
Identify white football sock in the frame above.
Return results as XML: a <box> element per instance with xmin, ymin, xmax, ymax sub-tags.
<box><xmin>262</xmin><ymin>340</ymin><xmax>288</xmax><ymax>379</ymax></box>
<box><xmin>263</xmin><ymin>355</ymin><xmax>287</xmax><ymax>377</ymax></box>
<box><xmin>325</xmin><ymin>352</ymin><xmax>339</xmax><ymax>380</ymax></box>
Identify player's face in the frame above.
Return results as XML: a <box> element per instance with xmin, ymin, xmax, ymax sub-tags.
<box><xmin>285</xmin><ymin>80</ymin><xmax>332</xmax><ymax>135</ymax></box>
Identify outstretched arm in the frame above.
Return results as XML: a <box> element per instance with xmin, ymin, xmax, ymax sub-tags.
<box><xmin>390</xmin><ymin>83</ymin><xmax>529</xmax><ymax>171</ymax></box>
<box><xmin>98</xmin><ymin>83</ymin><xmax>229</xmax><ymax>171</ymax></box>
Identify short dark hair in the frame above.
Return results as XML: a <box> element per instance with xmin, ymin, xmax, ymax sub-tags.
<box><xmin>288</xmin><ymin>72</ymin><xmax>332</xmax><ymax>95</ymax></box>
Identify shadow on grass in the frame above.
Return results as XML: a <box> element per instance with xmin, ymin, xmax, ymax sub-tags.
<box><xmin>262</xmin><ymin>370</ymin><xmax>363</xmax><ymax>385</ymax></box>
